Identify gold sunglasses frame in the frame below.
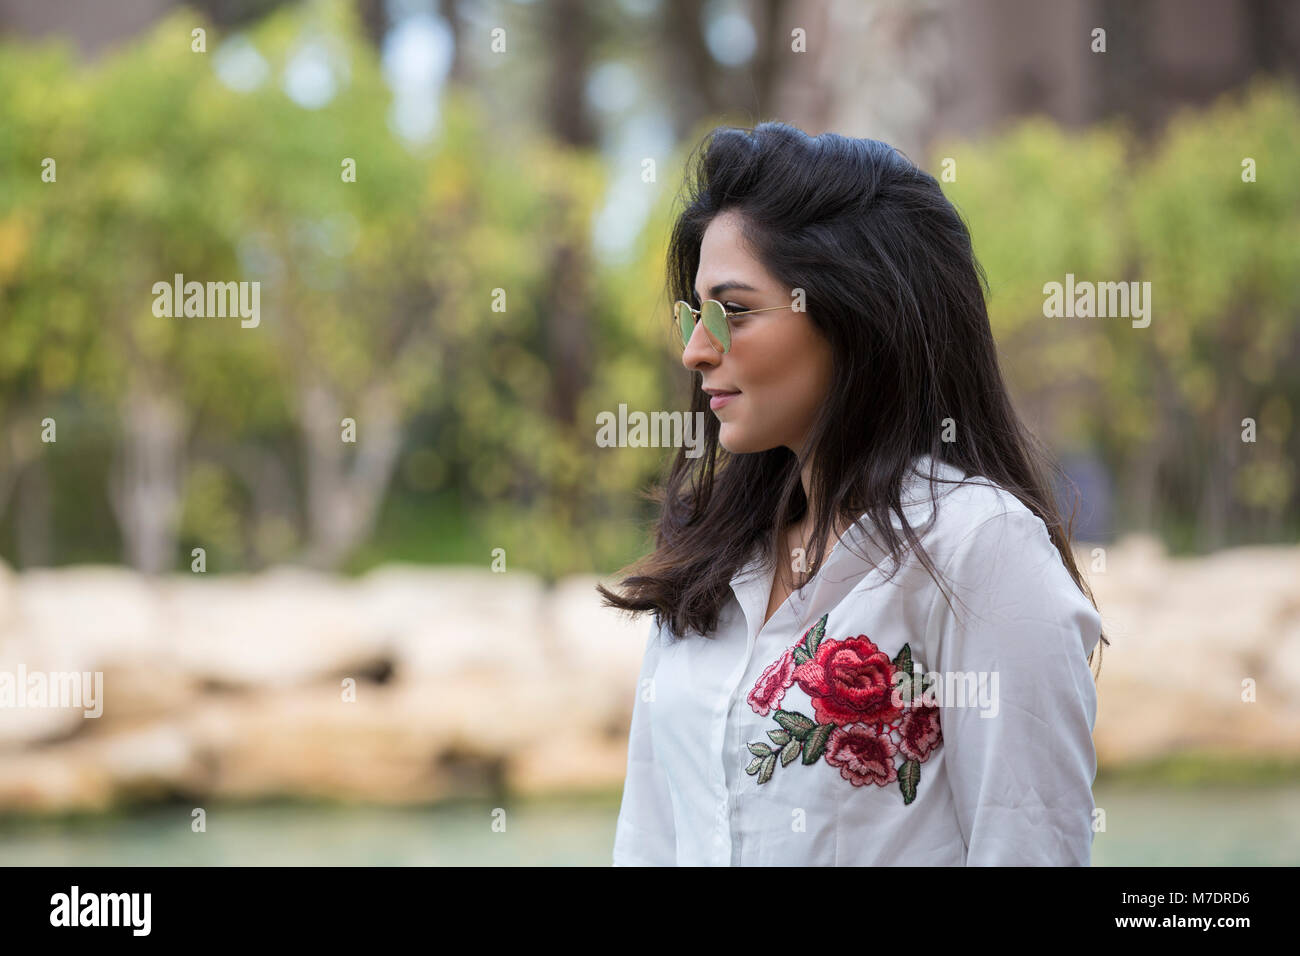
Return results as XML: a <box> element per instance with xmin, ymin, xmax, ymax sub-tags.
<box><xmin>674</xmin><ymin>299</ymin><xmax>793</xmax><ymax>353</ymax></box>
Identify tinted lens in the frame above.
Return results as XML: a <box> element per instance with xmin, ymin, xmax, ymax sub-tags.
<box><xmin>675</xmin><ymin>301</ymin><xmax>694</xmax><ymax>347</ymax></box>
<box><xmin>701</xmin><ymin>300</ymin><xmax>731</xmax><ymax>352</ymax></box>
<box><xmin>674</xmin><ymin>300</ymin><xmax>729</xmax><ymax>352</ymax></box>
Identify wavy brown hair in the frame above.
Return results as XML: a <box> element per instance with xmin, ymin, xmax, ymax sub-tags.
<box><xmin>597</xmin><ymin>122</ymin><xmax>1107</xmax><ymax>675</ymax></box>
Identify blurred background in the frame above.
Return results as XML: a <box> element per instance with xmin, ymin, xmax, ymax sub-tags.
<box><xmin>0</xmin><ymin>0</ymin><xmax>1298</xmax><ymax>865</ymax></box>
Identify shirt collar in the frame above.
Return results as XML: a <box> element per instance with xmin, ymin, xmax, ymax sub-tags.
<box><xmin>727</xmin><ymin>453</ymin><xmax>968</xmax><ymax>640</ymax></box>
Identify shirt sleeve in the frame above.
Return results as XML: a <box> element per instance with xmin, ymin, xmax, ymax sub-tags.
<box><xmin>611</xmin><ymin>616</ymin><xmax>678</xmax><ymax>866</ymax></box>
<box><xmin>931</xmin><ymin>509</ymin><xmax>1102</xmax><ymax>866</ymax></box>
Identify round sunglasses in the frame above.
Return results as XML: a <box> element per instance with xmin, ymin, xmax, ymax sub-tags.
<box><xmin>674</xmin><ymin>299</ymin><xmax>793</xmax><ymax>353</ymax></box>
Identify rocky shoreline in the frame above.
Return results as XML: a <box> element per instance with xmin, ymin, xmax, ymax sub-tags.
<box><xmin>1</xmin><ymin>534</ymin><xmax>1298</xmax><ymax>814</ymax></box>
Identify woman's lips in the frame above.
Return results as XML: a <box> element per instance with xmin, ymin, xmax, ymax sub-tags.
<box><xmin>709</xmin><ymin>391</ymin><xmax>740</xmax><ymax>410</ymax></box>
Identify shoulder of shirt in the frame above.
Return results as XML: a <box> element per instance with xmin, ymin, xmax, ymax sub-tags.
<box><xmin>897</xmin><ymin>455</ymin><xmax>1042</xmax><ymax>558</ymax></box>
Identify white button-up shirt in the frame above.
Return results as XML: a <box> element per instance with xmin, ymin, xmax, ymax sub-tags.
<box><xmin>612</xmin><ymin>454</ymin><xmax>1102</xmax><ymax>866</ymax></box>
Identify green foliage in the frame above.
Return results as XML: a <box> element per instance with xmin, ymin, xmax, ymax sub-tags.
<box><xmin>933</xmin><ymin>81</ymin><xmax>1300</xmax><ymax>541</ymax></box>
<box><xmin>0</xmin><ymin>1</ymin><xmax>1295</xmax><ymax>571</ymax></box>
<box><xmin>0</xmin><ymin>0</ymin><xmax>690</xmax><ymax>576</ymax></box>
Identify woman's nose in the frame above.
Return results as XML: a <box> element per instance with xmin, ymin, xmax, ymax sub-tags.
<box><xmin>681</xmin><ymin>322</ymin><xmax>721</xmax><ymax>371</ymax></box>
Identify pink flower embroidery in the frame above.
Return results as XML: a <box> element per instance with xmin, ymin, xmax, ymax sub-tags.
<box><xmin>746</xmin><ymin>616</ymin><xmax>825</xmax><ymax>717</ymax></box>
<box><xmin>825</xmin><ymin>724</ymin><xmax>899</xmax><ymax>787</ymax></box>
<box><xmin>899</xmin><ymin>702</ymin><xmax>943</xmax><ymax>763</ymax></box>
<box><xmin>747</xmin><ymin>647</ymin><xmax>796</xmax><ymax>717</ymax></box>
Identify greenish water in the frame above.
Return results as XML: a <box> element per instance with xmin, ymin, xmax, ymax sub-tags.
<box><xmin>0</xmin><ymin>780</ymin><xmax>1297</xmax><ymax>865</ymax></box>
<box><xmin>0</xmin><ymin>792</ymin><xmax>625</xmax><ymax>866</ymax></box>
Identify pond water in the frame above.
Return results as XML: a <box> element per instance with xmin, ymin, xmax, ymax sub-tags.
<box><xmin>1</xmin><ymin>782</ymin><xmax>1296</xmax><ymax>866</ymax></box>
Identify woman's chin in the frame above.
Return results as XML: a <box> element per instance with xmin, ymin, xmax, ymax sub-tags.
<box><xmin>719</xmin><ymin>422</ymin><xmax>792</xmax><ymax>456</ymax></box>
<box><xmin>716</xmin><ymin>423</ymin><xmax>739</xmax><ymax>453</ymax></box>
<box><xmin>717</xmin><ymin>423</ymin><xmax>762</xmax><ymax>455</ymax></box>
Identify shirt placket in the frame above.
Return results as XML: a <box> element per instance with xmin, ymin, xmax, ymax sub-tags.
<box><xmin>714</xmin><ymin>582</ymin><xmax>810</xmax><ymax>866</ymax></box>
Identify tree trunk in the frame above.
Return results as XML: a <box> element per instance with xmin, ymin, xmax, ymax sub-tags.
<box><xmin>297</xmin><ymin>377</ymin><xmax>404</xmax><ymax>570</ymax></box>
<box><xmin>0</xmin><ymin>408</ymin><xmax>41</xmax><ymax>538</ymax></box>
<box><xmin>545</xmin><ymin>0</ymin><xmax>596</xmax><ymax>148</ymax></box>
<box><xmin>107</xmin><ymin>380</ymin><xmax>185</xmax><ymax>575</ymax></box>
<box><xmin>15</xmin><ymin>455</ymin><xmax>53</xmax><ymax>567</ymax></box>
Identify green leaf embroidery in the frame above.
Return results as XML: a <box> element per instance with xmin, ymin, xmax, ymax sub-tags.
<box><xmin>802</xmin><ymin>723</ymin><xmax>833</xmax><ymax>764</ymax></box>
<box><xmin>758</xmin><ymin>753</ymin><xmax>777</xmax><ymax>784</ymax></box>
<box><xmin>805</xmin><ymin>613</ymin><xmax>828</xmax><ymax>655</ymax></box>
<box><xmin>779</xmin><ymin>739</ymin><xmax>801</xmax><ymax>766</ymax></box>
<box><xmin>745</xmin><ymin>756</ymin><xmax>765</xmax><ymax>775</ymax></box>
<box><xmin>748</xmin><ymin>742</ymin><xmax>773</xmax><ymax>757</ymax></box>
<box><xmin>898</xmin><ymin>758</ymin><xmax>921</xmax><ymax>804</ymax></box>
<box><xmin>893</xmin><ymin>644</ymin><xmax>918</xmax><ymax>704</ymax></box>
<box><xmin>767</xmin><ymin>728</ymin><xmax>792</xmax><ymax>746</ymax></box>
<box><xmin>773</xmin><ymin>709</ymin><xmax>816</xmax><ymax>739</ymax></box>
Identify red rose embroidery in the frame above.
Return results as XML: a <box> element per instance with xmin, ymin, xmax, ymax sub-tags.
<box><xmin>743</xmin><ymin>612</ymin><xmax>942</xmax><ymax>804</ymax></box>
<box><xmin>791</xmin><ymin>635</ymin><xmax>904</xmax><ymax>728</ymax></box>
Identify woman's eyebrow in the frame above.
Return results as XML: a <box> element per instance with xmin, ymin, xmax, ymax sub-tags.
<box><xmin>692</xmin><ymin>280</ymin><xmax>760</xmax><ymax>302</ymax></box>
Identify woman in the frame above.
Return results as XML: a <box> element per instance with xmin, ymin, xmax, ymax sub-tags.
<box><xmin>598</xmin><ymin>122</ymin><xmax>1108</xmax><ymax>866</ymax></box>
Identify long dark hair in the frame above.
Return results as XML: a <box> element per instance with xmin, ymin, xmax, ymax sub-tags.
<box><xmin>597</xmin><ymin>122</ymin><xmax>1107</xmax><ymax>675</ymax></box>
